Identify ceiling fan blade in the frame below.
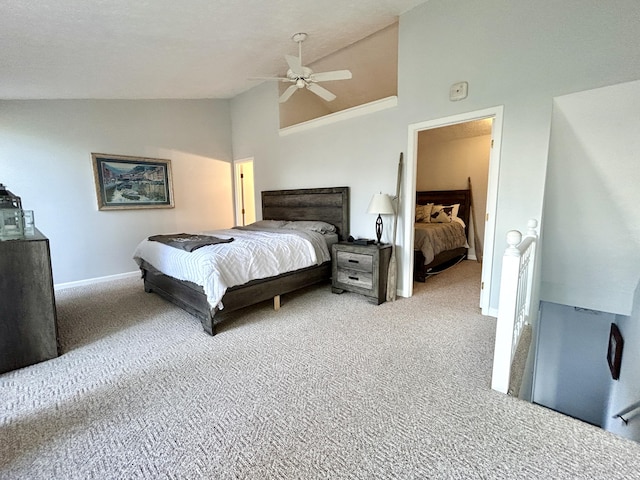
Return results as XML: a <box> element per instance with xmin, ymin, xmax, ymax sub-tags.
<box><xmin>285</xmin><ymin>55</ymin><xmax>303</xmax><ymax>76</ymax></box>
<box><xmin>279</xmin><ymin>85</ymin><xmax>298</xmax><ymax>103</ymax></box>
<box><xmin>307</xmin><ymin>83</ymin><xmax>336</xmax><ymax>102</ymax></box>
<box><xmin>310</xmin><ymin>70</ymin><xmax>352</xmax><ymax>82</ymax></box>
<box><xmin>249</xmin><ymin>76</ymin><xmax>291</xmax><ymax>82</ymax></box>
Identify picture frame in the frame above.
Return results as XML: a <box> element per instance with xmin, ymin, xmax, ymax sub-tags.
<box><xmin>607</xmin><ymin>323</ymin><xmax>624</xmax><ymax>380</ymax></box>
<box><xmin>91</xmin><ymin>153</ymin><xmax>174</xmax><ymax>210</ymax></box>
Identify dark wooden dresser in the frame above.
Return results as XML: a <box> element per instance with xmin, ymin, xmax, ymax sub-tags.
<box><xmin>0</xmin><ymin>229</ymin><xmax>59</xmax><ymax>374</ymax></box>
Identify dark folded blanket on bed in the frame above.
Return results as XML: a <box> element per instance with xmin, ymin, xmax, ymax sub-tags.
<box><xmin>148</xmin><ymin>233</ymin><xmax>234</xmax><ymax>252</ymax></box>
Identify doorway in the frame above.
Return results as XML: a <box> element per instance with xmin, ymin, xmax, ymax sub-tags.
<box><xmin>403</xmin><ymin>106</ymin><xmax>503</xmax><ymax>315</ymax></box>
<box><xmin>233</xmin><ymin>158</ymin><xmax>256</xmax><ymax>227</ymax></box>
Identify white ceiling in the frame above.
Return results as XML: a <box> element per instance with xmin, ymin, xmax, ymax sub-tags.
<box><xmin>1</xmin><ymin>0</ymin><xmax>427</xmax><ymax>100</ymax></box>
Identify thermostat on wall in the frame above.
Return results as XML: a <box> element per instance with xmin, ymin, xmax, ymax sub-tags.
<box><xmin>450</xmin><ymin>81</ymin><xmax>468</xmax><ymax>101</ymax></box>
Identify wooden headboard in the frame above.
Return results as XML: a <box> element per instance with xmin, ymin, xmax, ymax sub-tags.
<box><xmin>261</xmin><ymin>186</ymin><xmax>350</xmax><ymax>241</ymax></box>
<box><xmin>416</xmin><ymin>189</ymin><xmax>471</xmax><ymax>235</ymax></box>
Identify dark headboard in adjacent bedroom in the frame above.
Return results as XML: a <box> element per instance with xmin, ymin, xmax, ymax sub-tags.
<box><xmin>261</xmin><ymin>187</ymin><xmax>350</xmax><ymax>241</ymax></box>
<box><xmin>416</xmin><ymin>189</ymin><xmax>472</xmax><ymax>236</ymax></box>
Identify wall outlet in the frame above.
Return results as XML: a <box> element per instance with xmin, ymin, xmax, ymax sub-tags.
<box><xmin>450</xmin><ymin>81</ymin><xmax>468</xmax><ymax>101</ymax></box>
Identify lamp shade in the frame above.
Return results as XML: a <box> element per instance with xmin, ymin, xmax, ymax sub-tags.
<box><xmin>367</xmin><ymin>193</ymin><xmax>394</xmax><ymax>215</ymax></box>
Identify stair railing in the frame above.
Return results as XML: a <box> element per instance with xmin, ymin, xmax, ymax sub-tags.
<box><xmin>613</xmin><ymin>400</ymin><xmax>640</xmax><ymax>425</ymax></box>
<box><xmin>491</xmin><ymin>219</ymin><xmax>539</xmax><ymax>394</ymax></box>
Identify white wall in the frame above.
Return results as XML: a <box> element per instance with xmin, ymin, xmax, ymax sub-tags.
<box><xmin>0</xmin><ymin>99</ymin><xmax>234</xmax><ymax>284</ymax></box>
<box><xmin>533</xmin><ymin>302</ymin><xmax>613</xmax><ymax>426</ymax></box>
<box><xmin>231</xmin><ymin>0</ymin><xmax>640</xmax><ymax>309</ymax></box>
<box><xmin>231</xmin><ymin>81</ymin><xmax>406</xmax><ymax>245</ymax></box>
<box><xmin>542</xmin><ymin>80</ymin><xmax>640</xmax><ymax>314</ymax></box>
<box><xmin>541</xmin><ymin>81</ymin><xmax>640</xmax><ymax>315</ymax></box>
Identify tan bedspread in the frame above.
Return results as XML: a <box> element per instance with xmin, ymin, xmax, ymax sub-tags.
<box><xmin>414</xmin><ymin>222</ymin><xmax>467</xmax><ymax>265</ymax></box>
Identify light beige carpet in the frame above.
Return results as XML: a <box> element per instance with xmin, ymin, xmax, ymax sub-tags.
<box><xmin>2</xmin><ymin>261</ymin><xmax>640</xmax><ymax>479</ymax></box>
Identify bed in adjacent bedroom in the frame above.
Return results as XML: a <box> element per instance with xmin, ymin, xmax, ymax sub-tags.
<box><xmin>413</xmin><ymin>188</ymin><xmax>471</xmax><ymax>282</ymax></box>
<box><xmin>134</xmin><ymin>186</ymin><xmax>349</xmax><ymax>335</ymax></box>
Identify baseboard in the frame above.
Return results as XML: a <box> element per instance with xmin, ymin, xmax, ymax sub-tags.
<box><xmin>54</xmin><ymin>271</ymin><xmax>140</xmax><ymax>291</ymax></box>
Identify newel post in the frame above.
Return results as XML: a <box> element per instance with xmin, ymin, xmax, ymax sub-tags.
<box><xmin>505</xmin><ymin>230</ymin><xmax>522</xmax><ymax>257</ymax></box>
<box><xmin>491</xmin><ymin>229</ymin><xmax>523</xmax><ymax>393</ymax></box>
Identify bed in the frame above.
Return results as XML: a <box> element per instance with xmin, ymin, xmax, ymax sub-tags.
<box><xmin>413</xmin><ymin>188</ymin><xmax>471</xmax><ymax>282</ymax></box>
<box><xmin>135</xmin><ymin>186</ymin><xmax>349</xmax><ymax>335</ymax></box>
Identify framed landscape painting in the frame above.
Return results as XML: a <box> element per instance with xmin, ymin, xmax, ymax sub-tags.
<box><xmin>91</xmin><ymin>153</ymin><xmax>174</xmax><ymax>210</ymax></box>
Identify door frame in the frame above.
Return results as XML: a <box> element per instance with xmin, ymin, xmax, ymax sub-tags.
<box><xmin>402</xmin><ymin>105</ymin><xmax>503</xmax><ymax>315</ymax></box>
<box><xmin>233</xmin><ymin>157</ymin><xmax>255</xmax><ymax>227</ymax></box>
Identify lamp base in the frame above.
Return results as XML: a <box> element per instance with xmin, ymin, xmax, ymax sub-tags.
<box><xmin>375</xmin><ymin>214</ymin><xmax>383</xmax><ymax>244</ymax></box>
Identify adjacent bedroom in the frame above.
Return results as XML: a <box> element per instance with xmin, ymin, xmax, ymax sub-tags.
<box><xmin>413</xmin><ymin>119</ymin><xmax>492</xmax><ymax>286</ymax></box>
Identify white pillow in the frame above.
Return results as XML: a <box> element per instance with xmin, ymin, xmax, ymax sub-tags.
<box><xmin>249</xmin><ymin>220</ymin><xmax>290</xmax><ymax>229</ymax></box>
<box><xmin>283</xmin><ymin>220</ymin><xmax>337</xmax><ymax>234</ymax></box>
<box><xmin>452</xmin><ymin>216</ymin><xmax>466</xmax><ymax>229</ymax></box>
<box><xmin>430</xmin><ymin>204</ymin><xmax>460</xmax><ymax>223</ymax></box>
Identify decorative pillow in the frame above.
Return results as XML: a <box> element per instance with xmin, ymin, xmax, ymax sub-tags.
<box><xmin>452</xmin><ymin>216</ymin><xmax>466</xmax><ymax>229</ymax></box>
<box><xmin>415</xmin><ymin>203</ymin><xmax>433</xmax><ymax>223</ymax></box>
<box><xmin>249</xmin><ymin>220</ymin><xmax>290</xmax><ymax>229</ymax></box>
<box><xmin>283</xmin><ymin>220</ymin><xmax>337</xmax><ymax>234</ymax></box>
<box><xmin>430</xmin><ymin>204</ymin><xmax>460</xmax><ymax>223</ymax></box>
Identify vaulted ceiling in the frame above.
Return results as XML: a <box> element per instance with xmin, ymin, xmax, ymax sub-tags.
<box><xmin>1</xmin><ymin>0</ymin><xmax>427</xmax><ymax>100</ymax></box>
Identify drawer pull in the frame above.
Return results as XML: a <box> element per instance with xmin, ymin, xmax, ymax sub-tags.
<box><xmin>348</xmin><ymin>276</ymin><xmax>359</xmax><ymax>281</ymax></box>
<box><xmin>348</xmin><ymin>259</ymin><xmax>359</xmax><ymax>263</ymax></box>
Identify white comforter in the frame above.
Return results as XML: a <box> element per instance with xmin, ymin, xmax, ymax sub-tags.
<box><xmin>133</xmin><ymin>228</ymin><xmax>331</xmax><ymax>311</ymax></box>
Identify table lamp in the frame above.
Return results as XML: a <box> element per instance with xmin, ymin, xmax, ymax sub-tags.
<box><xmin>367</xmin><ymin>193</ymin><xmax>394</xmax><ymax>244</ymax></box>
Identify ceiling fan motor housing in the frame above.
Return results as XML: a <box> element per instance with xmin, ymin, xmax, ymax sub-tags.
<box><xmin>291</xmin><ymin>32</ymin><xmax>308</xmax><ymax>43</ymax></box>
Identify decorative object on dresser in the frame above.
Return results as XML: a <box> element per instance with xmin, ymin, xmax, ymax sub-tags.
<box><xmin>0</xmin><ymin>183</ymin><xmax>35</xmax><ymax>239</ymax></box>
<box><xmin>0</xmin><ymin>228</ymin><xmax>59</xmax><ymax>374</ymax></box>
<box><xmin>135</xmin><ymin>186</ymin><xmax>349</xmax><ymax>335</ymax></box>
<box><xmin>331</xmin><ymin>242</ymin><xmax>392</xmax><ymax>305</ymax></box>
<box><xmin>91</xmin><ymin>153</ymin><xmax>174</xmax><ymax>211</ymax></box>
<box><xmin>367</xmin><ymin>193</ymin><xmax>395</xmax><ymax>244</ymax></box>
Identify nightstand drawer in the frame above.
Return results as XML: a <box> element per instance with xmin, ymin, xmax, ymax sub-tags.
<box><xmin>336</xmin><ymin>269</ymin><xmax>373</xmax><ymax>289</ymax></box>
<box><xmin>336</xmin><ymin>251</ymin><xmax>373</xmax><ymax>273</ymax></box>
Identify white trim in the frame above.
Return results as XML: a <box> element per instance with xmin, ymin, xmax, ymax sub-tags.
<box><xmin>279</xmin><ymin>96</ymin><xmax>398</xmax><ymax>136</ymax></box>
<box><xmin>54</xmin><ymin>270</ymin><xmax>139</xmax><ymax>291</ymax></box>
<box><xmin>482</xmin><ymin>107</ymin><xmax>504</xmax><ymax>315</ymax></box>
<box><xmin>402</xmin><ymin>106</ymin><xmax>504</xmax><ymax>311</ymax></box>
<box><xmin>233</xmin><ymin>157</ymin><xmax>255</xmax><ymax>227</ymax></box>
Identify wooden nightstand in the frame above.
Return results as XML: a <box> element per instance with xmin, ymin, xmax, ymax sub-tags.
<box><xmin>331</xmin><ymin>242</ymin><xmax>392</xmax><ymax>305</ymax></box>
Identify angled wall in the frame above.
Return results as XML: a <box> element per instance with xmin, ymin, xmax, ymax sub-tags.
<box><xmin>542</xmin><ymin>80</ymin><xmax>640</xmax><ymax>314</ymax></box>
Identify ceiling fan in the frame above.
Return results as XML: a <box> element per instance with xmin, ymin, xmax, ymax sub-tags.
<box><xmin>255</xmin><ymin>33</ymin><xmax>352</xmax><ymax>103</ymax></box>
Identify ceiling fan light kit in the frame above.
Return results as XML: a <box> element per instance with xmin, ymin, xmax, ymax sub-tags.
<box><xmin>291</xmin><ymin>32</ymin><xmax>308</xmax><ymax>44</ymax></box>
<box><xmin>253</xmin><ymin>32</ymin><xmax>352</xmax><ymax>103</ymax></box>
